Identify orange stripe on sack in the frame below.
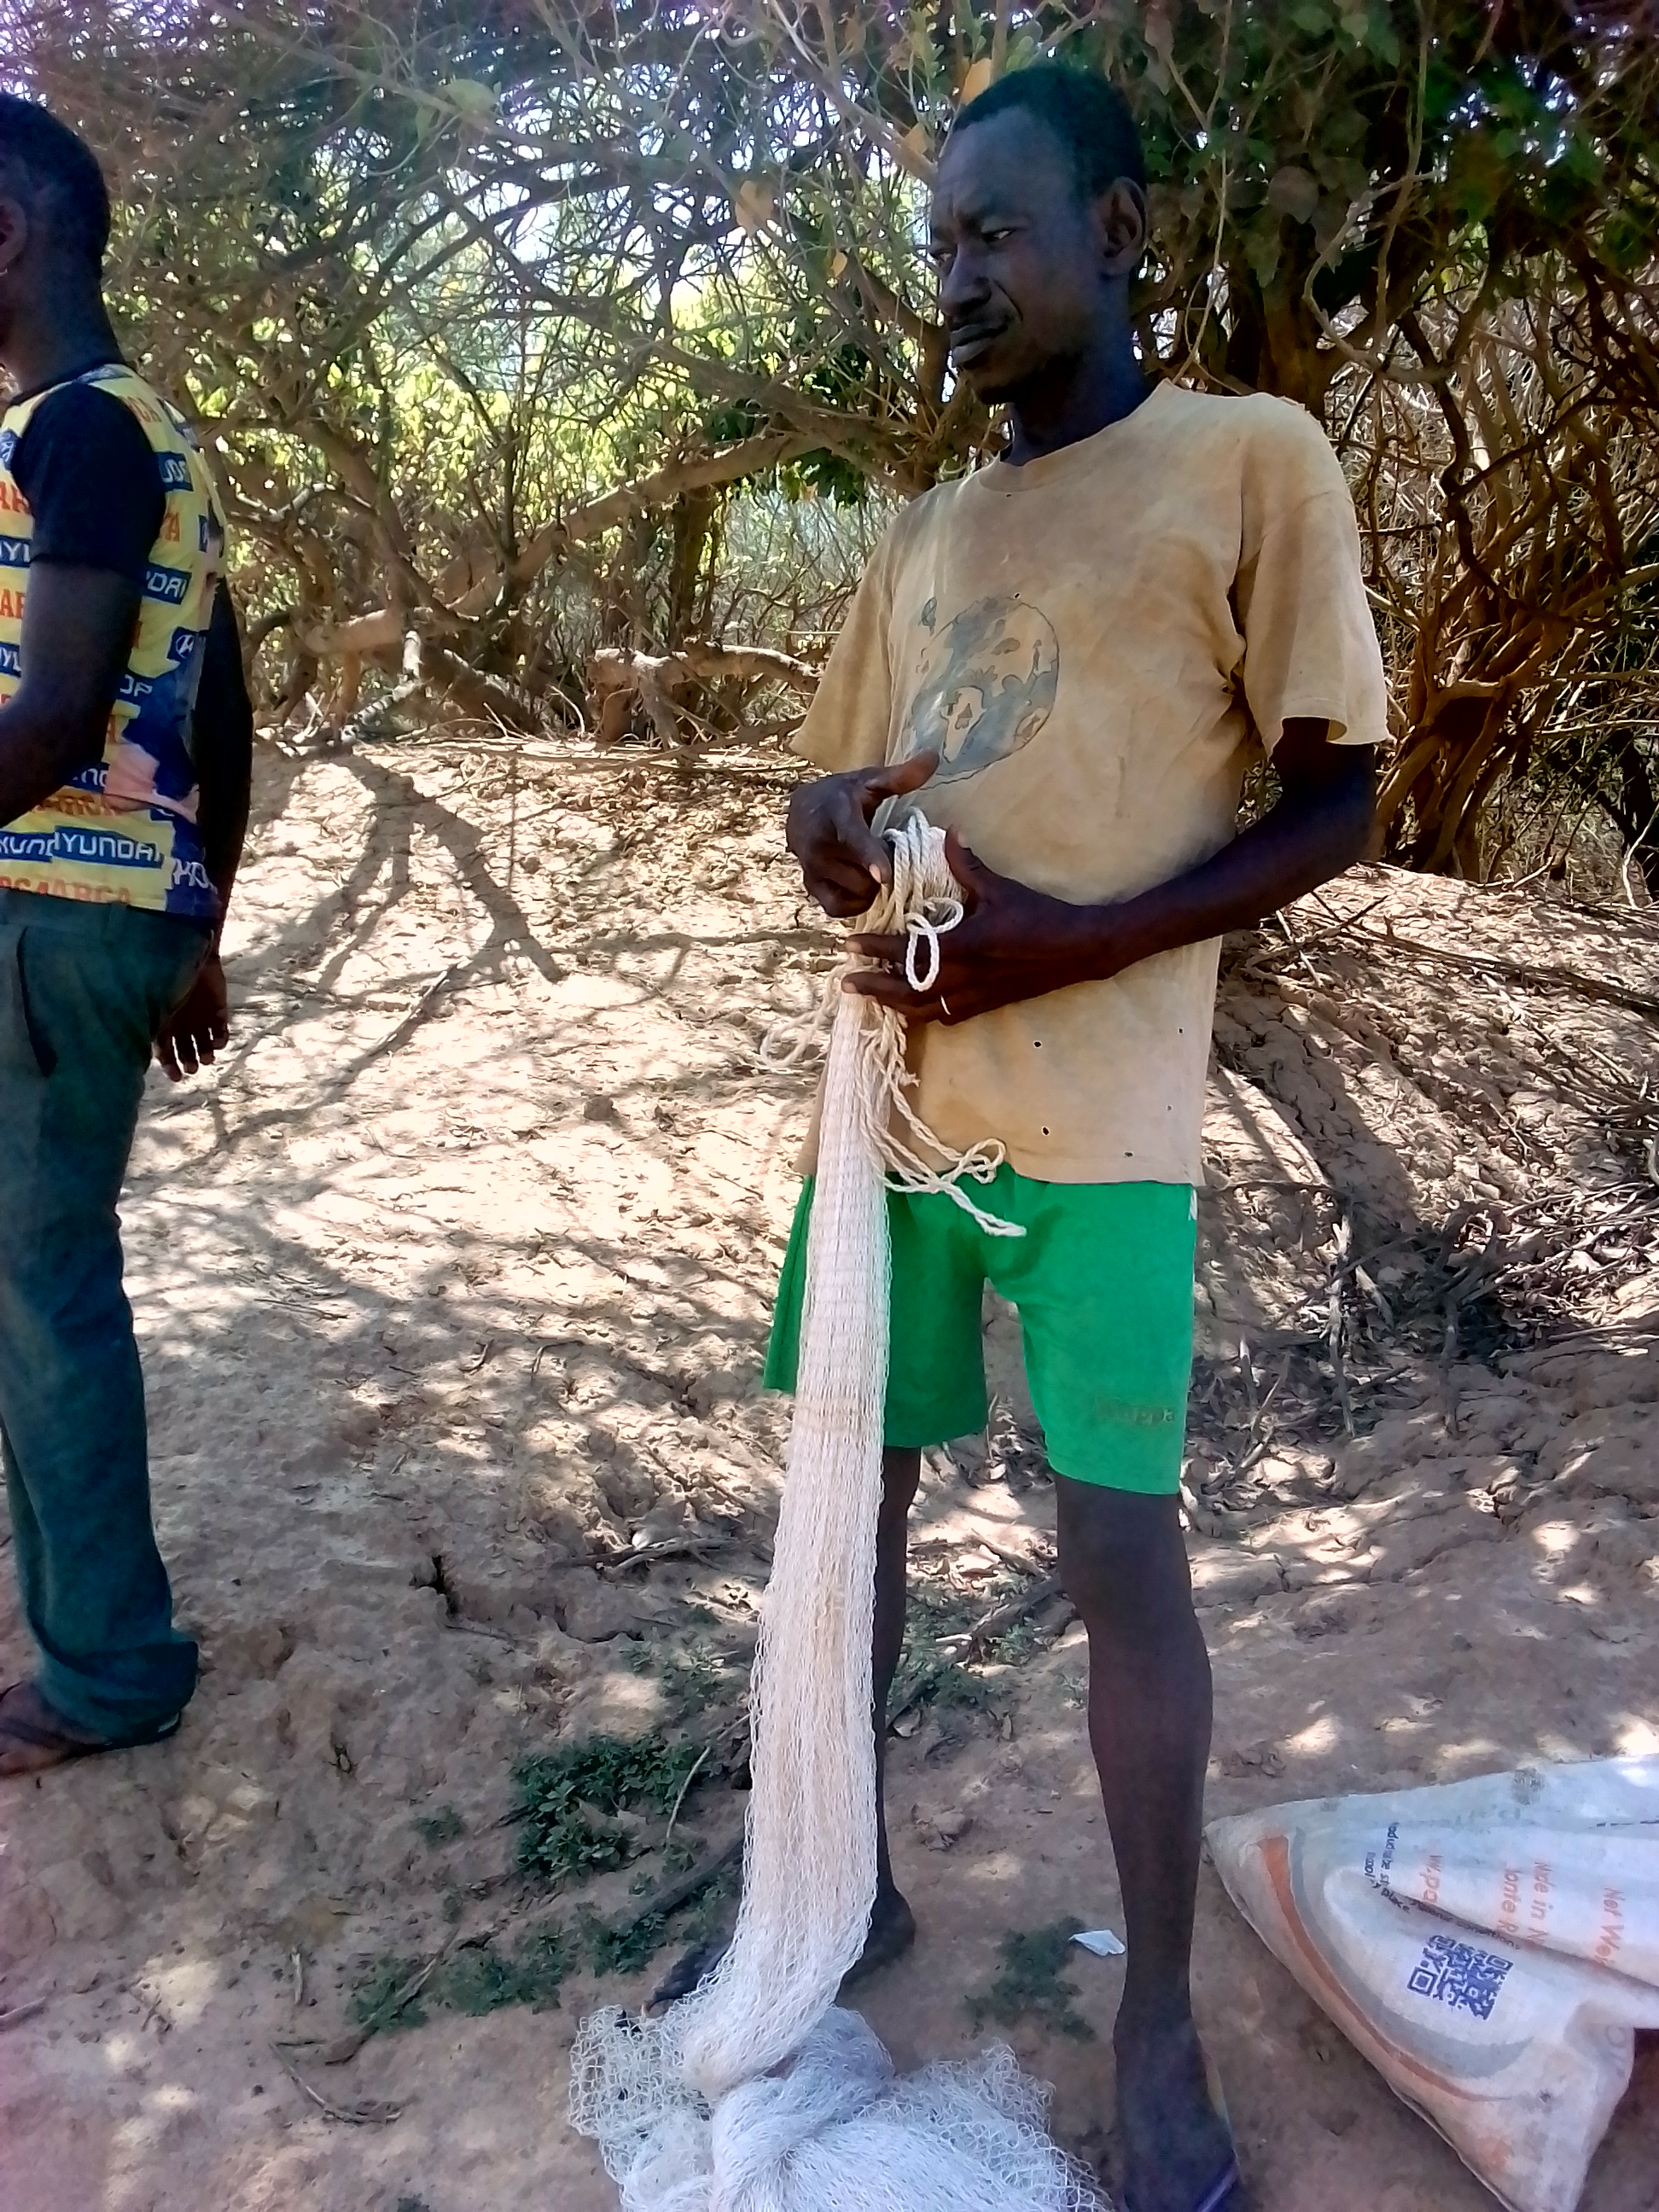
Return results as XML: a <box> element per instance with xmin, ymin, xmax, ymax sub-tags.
<box><xmin>1258</xmin><ymin>1835</ymin><xmax>1472</xmax><ymax>2103</ymax></box>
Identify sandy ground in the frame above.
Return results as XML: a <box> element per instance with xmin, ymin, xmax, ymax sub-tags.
<box><xmin>1</xmin><ymin>738</ymin><xmax>1656</xmax><ymax>2212</ymax></box>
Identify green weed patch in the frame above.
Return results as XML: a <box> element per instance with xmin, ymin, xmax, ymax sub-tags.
<box><xmin>514</xmin><ymin>1732</ymin><xmax>706</xmax><ymax>1882</ymax></box>
<box><xmin>966</xmin><ymin>1920</ymin><xmax>1096</xmax><ymax>2043</ymax></box>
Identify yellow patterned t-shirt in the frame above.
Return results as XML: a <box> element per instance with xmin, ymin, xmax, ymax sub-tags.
<box><xmin>0</xmin><ymin>362</ymin><xmax>225</xmax><ymax>918</ymax></box>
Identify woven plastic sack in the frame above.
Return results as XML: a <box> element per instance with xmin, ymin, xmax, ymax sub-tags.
<box><xmin>1207</xmin><ymin>1755</ymin><xmax>1659</xmax><ymax>2212</ymax></box>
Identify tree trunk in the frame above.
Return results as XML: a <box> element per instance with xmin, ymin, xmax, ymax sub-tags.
<box><xmin>666</xmin><ymin>486</ymin><xmax>718</xmax><ymax>649</ymax></box>
<box><xmin>1612</xmin><ymin>733</ymin><xmax>1659</xmax><ymax>899</ymax></box>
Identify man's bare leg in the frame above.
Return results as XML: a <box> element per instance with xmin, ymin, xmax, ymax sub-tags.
<box><xmin>651</xmin><ymin>1444</ymin><xmax>921</xmax><ymax>2005</ymax></box>
<box><xmin>853</xmin><ymin>1443</ymin><xmax>920</xmax><ymax>1976</ymax></box>
<box><xmin>1055</xmin><ymin>1476</ymin><xmax>1239</xmax><ymax>2212</ymax></box>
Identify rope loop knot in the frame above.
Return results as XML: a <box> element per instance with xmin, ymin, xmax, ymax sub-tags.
<box><xmin>763</xmin><ymin>812</ymin><xmax>1022</xmax><ymax>1239</ymax></box>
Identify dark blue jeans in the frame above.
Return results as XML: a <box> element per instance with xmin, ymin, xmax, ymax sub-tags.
<box><xmin>0</xmin><ymin>888</ymin><xmax>209</xmax><ymax>1735</ymax></box>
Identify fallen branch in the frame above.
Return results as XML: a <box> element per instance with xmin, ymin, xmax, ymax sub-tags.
<box><xmin>422</xmin><ymin>646</ymin><xmax>542</xmax><ymax>734</ymax></box>
<box><xmin>600</xmin><ymin>1536</ymin><xmax>734</xmax><ymax>1577</ymax></box>
<box><xmin>271</xmin><ymin>2045</ymin><xmax>404</xmax><ymax>2125</ymax></box>
<box><xmin>971</xmin><ymin>1536</ymin><xmax>1054</xmax><ymax>1578</ymax></box>
<box><xmin>281</xmin><ymin>1922</ymin><xmax>492</xmax><ymax>2066</ymax></box>
<box><xmin>662</xmin><ymin>1747</ymin><xmax>711</xmax><ymax>1857</ymax></box>
<box><xmin>1348</xmin><ymin>927</ymin><xmax>1659</xmax><ymax>1025</ymax></box>
<box><xmin>943</xmin><ymin>1569</ymin><xmax>1066</xmax><ymax>1655</ymax></box>
<box><xmin>586</xmin><ymin>641</ymin><xmax>819</xmax><ymax>745</ymax></box>
<box><xmin>620</xmin><ymin>1831</ymin><xmax>744</xmax><ymax>1930</ymax></box>
<box><xmin>542</xmin><ymin>1534</ymin><xmax>736</xmax><ymax>1575</ymax></box>
<box><xmin>887</xmin><ymin>1660</ymin><xmax>958</xmax><ymax>1731</ymax></box>
<box><xmin>678</xmin><ymin>641</ymin><xmax>820</xmax><ymax>692</ymax></box>
<box><xmin>367</xmin><ymin>732</ymin><xmax>803</xmax><ymax>782</ymax></box>
<box><xmin>1237</xmin><ymin>896</ymin><xmax>1388</xmax><ymax>979</ymax></box>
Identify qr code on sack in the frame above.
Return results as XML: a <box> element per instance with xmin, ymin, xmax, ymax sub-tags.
<box><xmin>1406</xmin><ymin>1933</ymin><xmax>1514</xmax><ymax>2021</ymax></box>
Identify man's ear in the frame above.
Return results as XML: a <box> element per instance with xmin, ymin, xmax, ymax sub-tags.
<box><xmin>0</xmin><ymin>195</ymin><xmax>30</xmax><ymax>282</ymax></box>
<box><xmin>1095</xmin><ymin>178</ymin><xmax>1147</xmax><ymax>281</ymax></box>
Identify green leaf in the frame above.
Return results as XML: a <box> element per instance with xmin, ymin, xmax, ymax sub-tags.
<box><xmin>1603</xmin><ymin>210</ymin><xmax>1655</xmax><ymax>275</ymax></box>
<box><xmin>1364</xmin><ymin>5</ymin><xmax>1401</xmax><ymax>66</ymax></box>
<box><xmin>1557</xmin><ymin>133</ymin><xmax>1605</xmax><ymax>188</ymax></box>
<box><xmin>1244</xmin><ymin>221</ymin><xmax>1284</xmax><ymax>288</ymax></box>
<box><xmin>1336</xmin><ymin>0</ymin><xmax>1370</xmax><ymax>42</ymax></box>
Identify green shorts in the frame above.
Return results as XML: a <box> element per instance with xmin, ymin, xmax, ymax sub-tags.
<box><xmin>763</xmin><ymin>1167</ymin><xmax>1196</xmax><ymax>1495</ymax></box>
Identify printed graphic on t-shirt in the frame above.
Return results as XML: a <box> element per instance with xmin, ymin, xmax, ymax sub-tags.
<box><xmin>0</xmin><ymin>365</ymin><xmax>224</xmax><ymax>918</ymax></box>
<box><xmin>898</xmin><ymin>593</ymin><xmax>1058</xmax><ymax>784</ymax></box>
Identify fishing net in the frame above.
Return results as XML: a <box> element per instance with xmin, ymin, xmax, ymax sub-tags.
<box><xmin>570</xmin><ymin>817</ymin><xmax>1105</xmax><ymax>2212</ymax></box>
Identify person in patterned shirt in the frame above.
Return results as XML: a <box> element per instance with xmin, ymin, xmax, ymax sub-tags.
<box><xmin>0</xmin><ymin>97</ymin><xmax>253</xmax><ymax>1775</ymax></box>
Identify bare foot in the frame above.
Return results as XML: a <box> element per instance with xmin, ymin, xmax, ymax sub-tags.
<box><xmin>648</xmin><ymin>1935</ymin><xmax>725</xmax><ymax>2011</ymax></box>
<box><xmin>1114</xmin><ymin>2011</ymin><xmax>1242</xmax><ymax>2212</ymax></box>
<box><xmin>838</xmin><ymin>1883</ymin><xmax>917</xmax><ymax>1991</ymax></box>
<box><xmin>649</xmin><ymin>1882</ymin><xmax>917</xmax><ymax>2011</ymax></box>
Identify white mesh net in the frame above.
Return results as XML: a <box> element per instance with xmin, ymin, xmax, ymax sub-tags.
<box><xmin>569</xmin><ymin>818</ymin><xmax>1107</xmax><ymax>2211</ymax></box>
<box><xmin>569</xmin><ymin>2004</ymin><xmax>1104</xmax><ymax>2212</ymax></box>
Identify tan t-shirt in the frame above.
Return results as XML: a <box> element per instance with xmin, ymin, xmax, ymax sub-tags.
<box><xmin>793</xmin><ymin>380</ymin><xmax>1388</xmax><ymax>1186</ymax></box>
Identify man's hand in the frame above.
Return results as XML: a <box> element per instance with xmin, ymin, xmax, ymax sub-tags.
<box><xmin>841</xmin><ymin>722</ymin><xmax>1376</xmax><ymax>1026</ymax></box>
<box><xmin>155</xmin><ymin>951</ymin><xmax>229</xmax><ymax>1081</ymax></box>
<box><xmin>786</xmin><ymin>750</ymin><xmax>940</xmax><ymax>917</ymax></box>
<box><xmin>847</xmin><ymin>829</ymin><xmax>1121</xmax><ymax>1024</ymax></box>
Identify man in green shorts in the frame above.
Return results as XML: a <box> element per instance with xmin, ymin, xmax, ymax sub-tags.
<box><xmin>768</xmin><ymin>66</ymin><xmax>1384</xmax><ymax>2212</ymax></box>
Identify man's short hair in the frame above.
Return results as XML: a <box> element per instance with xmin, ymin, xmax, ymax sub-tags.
<box><xmin>951</xmin><ymin>62</ymin><xmax>1146</xmax><ymax>199</ymax></box>
<box><xmin>0</xmin><ymin>95</ymin><xmax>112</xmax><ymax>270</ymax></box>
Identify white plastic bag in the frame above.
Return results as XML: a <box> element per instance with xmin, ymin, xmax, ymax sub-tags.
<box><xmin>1207</xmin><ymin>1756</ymin><xmax>1659</xmax><ymax>2212</ymax></box>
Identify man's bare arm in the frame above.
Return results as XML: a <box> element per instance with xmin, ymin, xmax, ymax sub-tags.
<box><xmin>193</xmin><ymin>585</ymin><xmax>253</xmax><ymax>917</ymax></box>
<box><xmin>155</xmin><ymin>585</ymin><xmax>253</xmax><ymax>1082</ymax></box>
<box><xmin>828</xmin><ymin>720</ymin><xmax>1377</xmax><ymax>1023</ymax></box>
<box><xmin>0</xmin><ymin>563</ymin><xmax>137</xmax><ymax>823</ymax></box>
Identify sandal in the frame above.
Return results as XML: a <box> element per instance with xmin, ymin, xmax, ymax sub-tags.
<box><xmin>0</xmin><ymin>1681</ymin><xmax>182</xmax><ymax>1778</ymax></box>
<box><xmin>1189</xmin><ymin>2162</ymin><xmax>1245</xmax><ymax>2212</ymax></box>
<box><xmin>1121</xmin><ymin>2049</ymin><xmax>1245</xmax><ymax>2212</ymax></box>
<box><xmin>1185</xmin><ymin>2053</ymin><xmax>1244</xmax><ymax>2212</ymax></box>
<box><xmin>1123</xmin><ymin>2153</ymin><xmax>1243</xmax><ymax>2212</ymax></box>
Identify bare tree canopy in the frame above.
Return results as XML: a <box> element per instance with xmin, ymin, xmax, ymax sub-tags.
<box><xmin>6</xmin><ymin>1</ymin><xmax>1658</xmax><ymax>886</ymax></box>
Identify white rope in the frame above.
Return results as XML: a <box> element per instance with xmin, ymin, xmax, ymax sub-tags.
<box><xmin>570</xmin><ymin>815</ymin><xmax>1098</xmax><ymax>2212</ymax></box>
<box><xmin>760</xmin><ymin>814</ymin><xmax>1023</xmax><ymax>1240</ymax></box>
